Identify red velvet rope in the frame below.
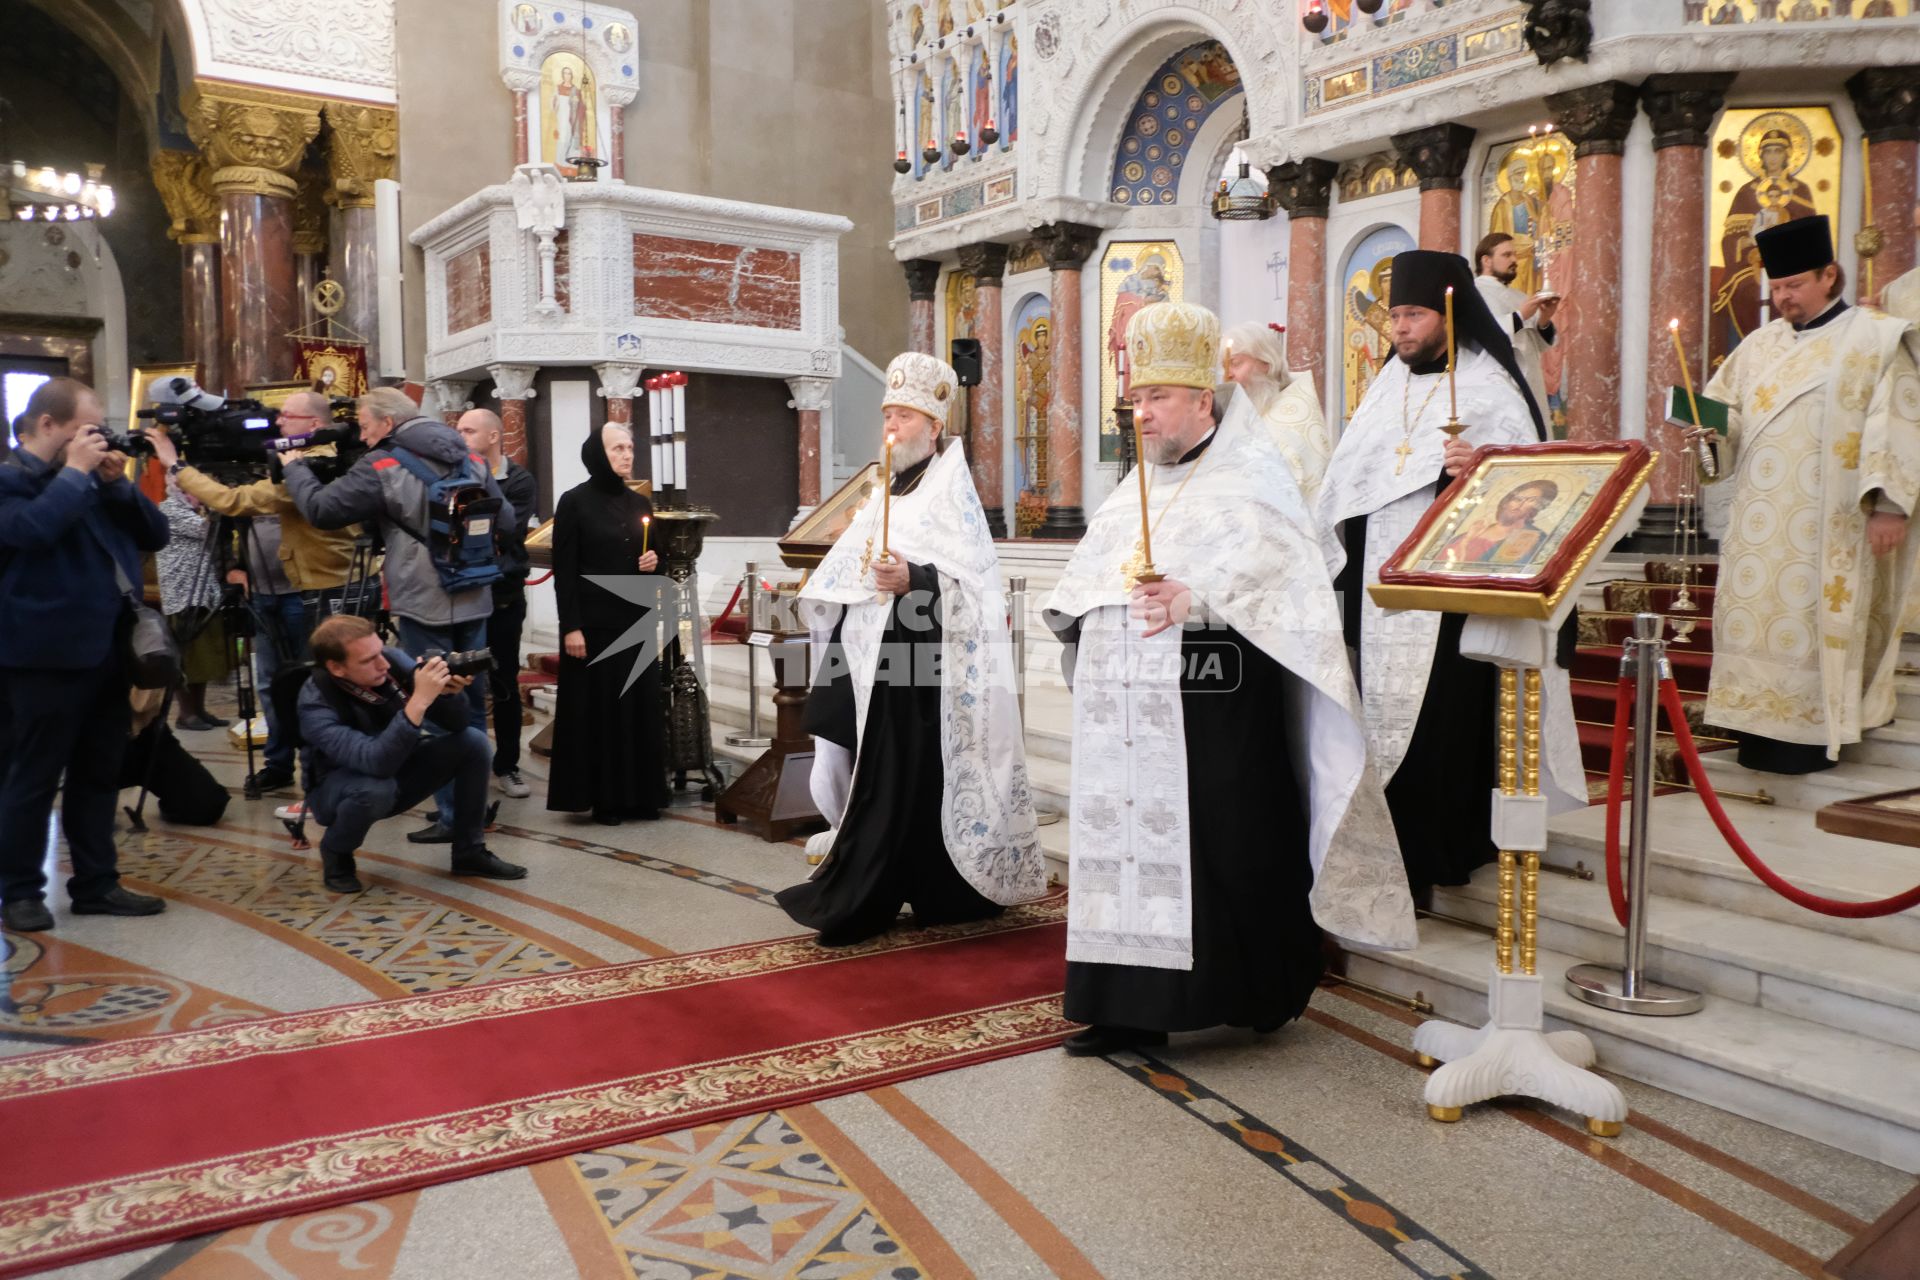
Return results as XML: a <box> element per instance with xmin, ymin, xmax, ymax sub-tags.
<box><xmin>1603</xmin><ymin>676</ymin><xmax>1635</xmax><ymax>927</ymax></box>
<box><xmin>524</xmin><ymin>571</ymin><xmax>552</xmax><ymax>587</ymax></box>
<box><xmin>1605</xmin><ymin>675</ymin><xmax>1920</xmax><ymax>920</ymax></box>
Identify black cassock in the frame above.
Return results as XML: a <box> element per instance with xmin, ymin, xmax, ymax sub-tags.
<box><xmin>1063</xmin><ymin>625</ymin><xmax>1323</xmax><ymax>1034</ymax></box>
<box><xmin>546</xmin><ymin>431</ymin><xmax>670</xmax><ymax>822</ymax></box>
<box><xmin>777</xmin><ymin>457</ymin><xmax>1002</xmax><ymax>945</ymax></box>
<box><xmin>1334</xmin><ymin>501</ymin><xmax>1499</xmax><ymax>896</ymax></box>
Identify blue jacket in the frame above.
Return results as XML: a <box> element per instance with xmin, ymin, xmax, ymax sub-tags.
<box><xmin>0</xmin><ymin>451</ymin><xmax>170</xmax><ymax>670</ymax></box>
<box><xmin>298</xmin><ymin>647</ymin><xmax>473</xmax><ymax>785</ymax></box>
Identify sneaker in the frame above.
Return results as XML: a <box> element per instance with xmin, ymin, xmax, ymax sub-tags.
<box><xmin>246</xmin><ymin>766</ymin><xmax>296</xmax><ymax>793</ymax></box>
<box><xmin>274</xmin><ymin>801</ymin><xmax>308</xmax><ymax>821</ymax></box>
<box><xmin>2</xmin><ymin>899</ymin><xmax>54</xmax><ymax>932</ymax></box>
<box><xmin>70</xmin><ymin>887</ymin><xmax>166</xmax><ymax>917</ymax></box>
<box><xmin>496</xmin><ymin>771</ymin><xmax>531</xmax><ymax>799</ymax></box>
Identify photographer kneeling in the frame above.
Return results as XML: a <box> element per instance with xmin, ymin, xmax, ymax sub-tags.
<box><xmin>298</xmin><ymin>614</ymin><xmax>526</xmax><ymax>894</ymax></box>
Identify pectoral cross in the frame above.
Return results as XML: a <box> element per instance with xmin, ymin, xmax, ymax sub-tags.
<box><xmin>1393</xmin><ymin>438</ymin><xmax>1414</xmax><ymax>475</ymax></box>
<box><xmin>859</xmin><ymin>535</ymin><xmax>875</xmax><ymax>576</ymax></box>
<box><xmin>1121</xmin><ymin>538</ymin><xmax>1149</xmax><ymax>590</ymax></box>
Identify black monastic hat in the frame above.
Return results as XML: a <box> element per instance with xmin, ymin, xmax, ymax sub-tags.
<box><xmin>1755</xmin><ymin>215</ymin><xmax>1834</xmax><ymax>279</ymax></box>
<box><xmin>1387</xmin><ymin>249</ymin><xmax>1546</xmax><ymax>439</ymax></box>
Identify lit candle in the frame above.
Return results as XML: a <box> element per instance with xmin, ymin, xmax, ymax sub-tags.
<box><xmin>1132</xmin><ymin>414</ymin><xmax>1155</xmax><ymax>573</ymax></box>
<box><xmin>1668</xmin><ymin>318</ymin><xmax>1703</xmax><ymax>432</ymax></box>
<box><xmin>641</xmin><ymin>514</ymin><xmax>651</xmax><ymax>559</ymax></box>
<box><xmin>1444</xmin><ymin>285</ymin><xmax>1458</xmax><ymax>422</ymax></box>
<box><xmin>880</xmin><ymin>431</ymin><xmax>896</xmax><ymax>559</ymax></box>
<box><xmin>1863</xmin><ymin>135</ymin><xmax>1876</xmax><ymax>298</ymax></box>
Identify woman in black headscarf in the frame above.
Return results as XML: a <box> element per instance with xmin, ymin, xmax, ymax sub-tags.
<box><xmin>546</xmin><ymin>422</ymin><xmax>670</xmax><ymax>824</ymax></box>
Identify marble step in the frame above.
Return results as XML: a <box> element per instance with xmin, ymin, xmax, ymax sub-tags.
<box><xmin>1432</xmin><ymin>871</ymin><xmax>1920</xmax><ymax>1053</ymax></box>
<box><xmin>1693</xmin><ymin>751</ymin><xmax>1914</xmax><ymax>814</ymax></box>
<box><xmin>1546</xmin><ymin>796</ymin><xmax>1920</xmax><ymax>955</ymax></box>
<box><xmin>1845</xmin><ymin>718</ymin><xmax>1920</xmax><ymax>771</ymax></box>
<box><xmin>1341</xmin><ymin>919</ymin><xmax>1920</xmax><ymax>1174</ymax></box>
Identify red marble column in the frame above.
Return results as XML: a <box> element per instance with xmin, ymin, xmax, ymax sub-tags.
<box><xmin>611</xmin><ymin>108</ymin><xmax>625</xmax><ymax>182</ymax></box>
<box><xmin>1639</xmin><ymin>74</ymin><xmax>1733</xmax><ymax>508</ymax></box>
<box><xmin>219</xmin><ymin>192</ymin><xmax>299</xmax><ymax>389</ymax></box>
<box><xmin>1418</xmin><ymin>189</ymin><xmax>1461</xmax><ymax>253</ymax></box>
<box><xmin>904</xmin><ymin>259</ymin><xmax>940</xmax><ymax>355</ymax></box>
<box><xmin>513</xmin><ymin>91</ymin><xmax>529</xmax><ymax>166</ymax></box>
<box><xmin>1547</xmin><ymin>81</ymin><xmax>1639</xmax><ymax>442</ymax></box>
<box><xmin>1848</xmin><ymin>68</ymin><xmax>1920</xmax><ymax>301</ymax></box>
<box><xmin>1032</xmin><ymin>223</ymin><xmax>1100</xmax><ymax>539</ymax></box>
<box><xmin>958</xmin><ymin>243</ymin><xmax>1010</xmax><ymax>536</ymax></box>
<box><xmin>1269</xmin><ymin>159</ymin><xmax>1338</xmax><ymax>384</ymax></box>
<box><xmin>180</xmin><ymin>240</ymin><xmax>223</xmax><ymax>394</ymax></box>
<box><xmin>1392</xmin><ymin>124</ymin><xmax>1474</xmax><ymax>255</ymax></box>
<box><xmin>500</xmin><ymin>398</ymin><xmax>530</xmax><ymax>465</ymax></box>
<box><xmin>605</xmin><ymin>396</ymin><xmax>632</xmax><ymax>425</ymax></box>
<box><xmin>786</xmin><ymin>377</ymin><xmax>829</xmax><ymax>510</ymax></box>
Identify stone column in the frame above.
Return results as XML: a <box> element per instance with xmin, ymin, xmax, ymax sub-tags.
<box><xmin>292</xmin><ymin>165</ymin><xmax>329</xmax><ymax>332</ymax></box>
<box><xmin>597</xmin><ymin>362</ymin><xmax>645</xmax><ymax>427</ymax></box>
<box><xmin>904</xmin><ymin>259</ymin><xmax>941</xmax><ymax>355</ymax></box>
<box><xmin>1637</xmin><ymin>73</ymin><xmax>1734</xmax><ymax>519</ymax></box>
<box><xmin>1030</xmin><ymin>221</ymin><xmax>1101</xmax><ymax>540</ymax></box>
<box><xmin>787</xmin><ymin>376</ymin><xmax>833</xmax><ymax>513</ymax></box>
<box><xmin>323</xmin><ymin>104</ymin><xmax>399</xmax><ymax>357</ymax></box>
<box><xmin>1268</xmin><ymin>157</ymin><xmax>1338</xmax><ymax>382</ymax></box>
<box><xmin>490</xmin><ymin>364</ymin><xmax>539</xmax><ymax>464</ymax></box>
<box><xmin>1848</xmin><ymin>67</ymin><xmax>1920</xmax><ymax>299</ymax></box>
<box><xmin>1546</xmin><ymin>80</ymin><xmax>1639</xmax><ymax>443</ymax></box>
<box><xmin>150</xmin><ymin>149</ymin><xmax>225</xmax><ymax>394</ymax></box>
<box><xmin>1392</xmin><ymin>123</ymin><xmax>1476</xmax><ymax>253</ymax></box>
<box><xmin>188</xmin><ymin>85</ymin><xmax>322</xmax><ymax>391</ymax></box>
<box><xmin>513</xmin><ymin>91</ymin><xmax>530</xmax><ymax>166</ymax></box>
<box><xmin>426</xmin><ymin>379</ymin><xmax>478</xmax><ymax>426</ymax></box>
<box><xmin>957</xmin><ymin>242</ymin><xmax>1010</xmax><ymax>536</ymax></box>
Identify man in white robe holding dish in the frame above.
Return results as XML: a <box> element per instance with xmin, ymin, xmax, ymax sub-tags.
<box><xmin>779</xmin><ymin>352</ymin><xmax>1046</xmax><ymax>946</ymax></box>
<box><xmin>1319</xmin><ymin>249</ymin><xmax>1587</xmax><ymax>900</ymax></box>
<box><xmin>1046</xmin><ymin>301</ymin><xmax>1416</xmax><ymax>1058</ymax></box>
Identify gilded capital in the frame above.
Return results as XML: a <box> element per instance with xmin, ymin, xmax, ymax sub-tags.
<box><xmin>150</xmin><ymin>149</ymin><xmax>221</xmax><ymax>244</ymax></box>
<box><xmin>323</xmin><ymin>103</ymin><xmax>398</xmax><ymax>209</ymax></box>
<box><xmin>293</xmin><ymin>164</ymin><xmax>329</xmax><ymax>255</ymax></box>
<box><xmin>186</xmin><ymin>84</ymin><xmax>323</xmax><ymax>199</ymax></box>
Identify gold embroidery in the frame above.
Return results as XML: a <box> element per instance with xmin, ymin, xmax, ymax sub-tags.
<box><xmin>1834</xmin><ymin>431</ymin><xmax>1862</xmax><ymax>470</ymax></box>
<box><xmin>1752</xmin><ymin>384</ymin><xmax>1777</xmax><ymax>414</ymax></box>
<box><xmin>1824</xmin><ymin>575</ymin><xmax>1852</xmax><ymax>613</ymax></box>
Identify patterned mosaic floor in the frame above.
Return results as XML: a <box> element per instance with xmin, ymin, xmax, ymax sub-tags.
<box><xmin>4</xmin><ymin>728</ymin><xmax>1913</xmax><ymax>1279</ymax></box>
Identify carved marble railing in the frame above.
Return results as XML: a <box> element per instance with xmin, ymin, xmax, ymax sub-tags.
<box><xmin>411</xmin><ymin>168</ymin><xmax>852</xmax><ymax>384</ymax></box>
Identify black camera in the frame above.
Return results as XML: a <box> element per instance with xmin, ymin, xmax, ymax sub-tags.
<box><xmin>137</xmin><ymin>382</ymin><xmax>280</xmax><ymax>483</ymax></box>
<box><xmin>91</xmin><ymin>424</ymin><xmax>152</xmax><ymax>457</ymax></box>
<box><xmin>424</xmin><ymin>648</ymin><xmax>496</xmax><ymax>678</ymax></box>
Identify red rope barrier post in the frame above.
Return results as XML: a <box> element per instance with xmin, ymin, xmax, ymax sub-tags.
<box><xmin>1568</xmin><ymin>612</ymin><xmax>1705</xmax><ymax>1017</ymax></box>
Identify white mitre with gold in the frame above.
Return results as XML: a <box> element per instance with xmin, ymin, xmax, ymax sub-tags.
<box><xmin>880</xmin><ymin>351</ymin><xmax>958</xmax><ymax>426</ymax></box>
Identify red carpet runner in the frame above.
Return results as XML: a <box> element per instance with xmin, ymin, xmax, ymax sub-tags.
<box><xmin>0</xmin><ymin>901</ymin><xmax>1071</xmax><ymax>1276</ymax></box>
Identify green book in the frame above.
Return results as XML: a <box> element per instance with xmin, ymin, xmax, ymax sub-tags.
<box><xmin>1666</xmin><ymin>386</ymin><xmax>1730</xmax><ymax>435</ymax></box>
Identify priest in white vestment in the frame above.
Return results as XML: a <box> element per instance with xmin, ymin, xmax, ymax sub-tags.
<box><xmin>1220</xmin><ymin>322</ymin><xmax>1332</xmax><ymax>504</ymax></box>
<box><xmin>1474</xmin><ymin>232</ymin><xmax>1560</xmax><ymax>427</ymax></box>
<box><xmin>1045</xmin><ymin>302</ymin><xmax>1416</xmax><ymax>1057</ymax></box>
<box><xmin>1695</xmin><ymin>216</ymin><xmax>1920</xmax><ymax>773</ymax></box>
<box><xmin>779</xmin><ymin>353</ymin><xmax>1045</xmax><ymax>945</ymax></box>
<box><xmin>1319</xmin><ymin>250</ymin><xmax>1586</xmax><ymax>897</ymax></box>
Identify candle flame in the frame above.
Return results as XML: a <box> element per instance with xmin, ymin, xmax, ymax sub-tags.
<box><xmin>1668</xmin><ymin>317</ymin><xmax>1679</xmax><ymax>333</ymax></box>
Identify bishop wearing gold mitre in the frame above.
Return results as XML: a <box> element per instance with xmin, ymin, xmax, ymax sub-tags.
<box><xmin>1696</xmin><ymin>216</ymin><xmax>1920</xmax><ymax>774</ymax></box>
<box><xmin>1044</xmin><ymin>301</ymin><xmax>1415</xmax><ymax>1057</ymax></box>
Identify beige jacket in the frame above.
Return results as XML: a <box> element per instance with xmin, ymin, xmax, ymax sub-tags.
<box><xmin>174</xmin><ymin>454</ymin><xmax>364</xmax><ymax>591</ymax></box>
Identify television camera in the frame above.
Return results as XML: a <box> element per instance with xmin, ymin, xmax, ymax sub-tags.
<box><xmin>132</xmin><ymin>377</ymin><xmax>362</xmax><ymax>483</ymax></box>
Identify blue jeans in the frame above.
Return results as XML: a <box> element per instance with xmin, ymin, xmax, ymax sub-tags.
<box><xmin>251</xmin><ymin>591</ymin><xmax>310</xmax><ymax>773</ymax></box>
<box><xmin>393</xmin><ymin>616</ymin><xmax>489</xmax><ymax>826</ymax></box>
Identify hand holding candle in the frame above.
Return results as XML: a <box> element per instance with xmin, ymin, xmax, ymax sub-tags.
<box><xmin>641</xmin><ymin>513</ymin><xmax>651</xmax><ymax>558</ymax></box>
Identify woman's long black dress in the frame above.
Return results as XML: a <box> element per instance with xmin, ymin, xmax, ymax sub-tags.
<box><xmin>546</xmin><ymin>431</ymin><xmax>670</xmax><ymax>822</ymax></box>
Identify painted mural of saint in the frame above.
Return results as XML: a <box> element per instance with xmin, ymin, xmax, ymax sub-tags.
<box><xmin>972</xmin><ymin>47</ymin><xmax>991</xmax><ymax>141</ymax></box>
<box><xmin>1106</xmin><ymin>253</ymin><xmax>1171</xmax><ymax>372</ymax></box>
<box><xmin>917</xmin><ymin>69</ymin><xmax>935</xmax><ymax>155</ymax></box>
<box><xmin>1343</xmin><ymin>256</ymin><xmax>1394</xmax><ymax>423</ymax></box>
<box><xmin>1712</xmin><ymin>122</ymin><xmax>1818</xmax><ymax>353</ymax></box>
<box><xmin>1488</xmin><ymin>149</ymin><xmax>1545</xmax><ymax>292</ymax></box>
<box><xmin>1000</xmin><ymin>38</ymin><xmax>1018</xmax><ymax>143</ymax></box>
<box><xmin>1438</xmin><ymin>480</ymin><xmax>1560</xmax><ymax>568</ymax></box>
<box><xmin>542</xmin><ymin>57</ymin><xmax>597</xmax><ymax>177</ymax></box>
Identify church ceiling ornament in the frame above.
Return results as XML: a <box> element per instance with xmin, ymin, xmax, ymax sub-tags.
<box><xmin>185</xmin><ymin>84</ymin><xmax>323</xmax><ymax>199</ymax></box>
<box><xmin>183</xmin><ymin>0</ymin><xmax>397</xmax><ymax>103</ymax></box>
<box><xmin>1106</xmin><ymin>40</ymin><xmax>1242</xmax><ymax>208</ymax></box>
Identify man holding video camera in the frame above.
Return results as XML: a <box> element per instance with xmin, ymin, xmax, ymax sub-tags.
<box><xmin>142</xmin><ymin>391</ymin><xmax>363</xmax><ymax>797</ymax></box>
<box><xmin>299</xmin><ymin>614</ymin><xmax>526</xmax><ymax>893</ymax></box>
<box><xmin>282</xmin><ymin>386</ymin><xmax>514</xmax><ymax>844</ymax></box>
<box><xmin>0</xmin><ymin>377</ymin><xmax>170</xmax><ymax>932</ymax></box>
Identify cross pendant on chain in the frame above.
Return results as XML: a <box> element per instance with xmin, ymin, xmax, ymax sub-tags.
<box><xmin>1394</xmin><ymin>438</ymin><xmax>1414</xmax><ymax>475</ymax></box>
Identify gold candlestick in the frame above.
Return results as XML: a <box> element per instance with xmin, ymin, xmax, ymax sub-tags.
<box><xmin>1441</xmin><ymin>284</ymin><xmax>1465</xmax><ymax>437</ymax></box>
<box><xmin>1129</xmin><ymin>416</ymin><xmax>1162</xmax><ymax>585</ymax></box>
<box><xmin>879</xmin><ymin>431</ymin><xmax>895</xmax><ymax>560</ymax></box>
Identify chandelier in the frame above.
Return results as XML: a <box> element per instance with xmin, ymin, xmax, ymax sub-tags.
<box><xmin>8</xmin><ymin>161</ymin><xmax>115</xmax><ymax>221</ymax></box>
<box><xmin>1211</xmin><ymin>160</ymin><xmax>1274</xmax><ymax>221</ymax></box>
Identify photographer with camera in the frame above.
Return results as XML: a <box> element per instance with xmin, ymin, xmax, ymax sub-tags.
<box><xmin>142</xmin><ymin>392</ymin><xmax>363</xmax><ymax>795</ymax></box>
<box><xmin>0</xmin><ymin>377</ymin><xmax>170</xmax><ymax>932</ymax></box>
<box><xmin>283</xmin><ymin>387</ymin><xmax>514</xmax><ymax>844</ymax></box>
<box><xmin>298</xmin><ymin>615</ymin><xmax>526</xmax><ymax>893</ymax></box>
